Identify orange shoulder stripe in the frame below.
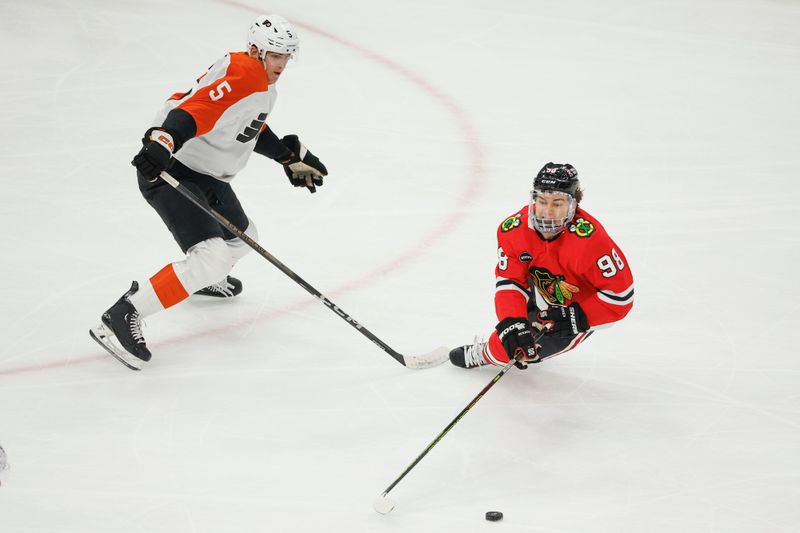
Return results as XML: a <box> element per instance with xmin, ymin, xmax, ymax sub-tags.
<box><xmin>177</xmin><ymin>52</ymin><xmax>268</xmax><ymax>137</ymax></box>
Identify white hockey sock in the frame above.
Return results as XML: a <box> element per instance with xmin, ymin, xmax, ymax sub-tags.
<box><xmin>128</xmin><ymin>236</ymin><xmax>235</xmax><ymax>317</ymax></box>
<box><xmin>128</xmin><ymin>281</ymin><xmax>164</xmax><ymax>318</ymax></box>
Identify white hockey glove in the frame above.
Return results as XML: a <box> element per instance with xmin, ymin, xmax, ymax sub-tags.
<box><xmin>278</xmin><ymin>135</ymin><xmax>328</xmax><ymax>193</ymax></box>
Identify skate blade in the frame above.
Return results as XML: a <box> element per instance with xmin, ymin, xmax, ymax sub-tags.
<box><xmin>89</xmin><ymin>324</ymin><xmax>144</xmax><ymax>371</ymax></box>
<box><xmin>404</xmin><ymin>347</ymin><xmax>450</xmax><ymax>369</ymax></box>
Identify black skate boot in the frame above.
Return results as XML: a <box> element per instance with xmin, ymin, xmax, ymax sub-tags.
<box><xmin>89</xmin><ymin>281</ymin><xmax>151</xmax><ymax>370</ymax></box>
<box><xmin>449</xmin><ymin>338</ymin><xmax>489</xmax><ymax>369</ymax></box>
<box><xmin>194</xmin><ymin>276</ymin><xmax>242</xmax><ymax>298</ymax></box>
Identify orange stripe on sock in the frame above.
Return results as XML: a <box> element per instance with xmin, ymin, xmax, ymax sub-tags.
<box><xmin>150</xmin><ymin>264</ymin><xmax>189</xmax><ymax>308</ymax></box>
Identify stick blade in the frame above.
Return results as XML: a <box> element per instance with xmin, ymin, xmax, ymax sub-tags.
<box><xmin>373</xmin><ymin>495</ymin><xmax>396</xmax><ymax>514</ymax></box>
<box><xmin>404</xmin><ymin>346</ymin><xmax>450</xmax><ymax>369</ymax></box>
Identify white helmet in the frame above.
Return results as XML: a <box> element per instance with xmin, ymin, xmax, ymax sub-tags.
<box><xmin>247</xmin><ymin>14</ymin><xmax>299</xmax><ymax>60</ymax></box>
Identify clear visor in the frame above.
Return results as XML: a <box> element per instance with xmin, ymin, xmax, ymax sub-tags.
<box><xmin>248</xmin><ymin>32</ymin><xmax>299</xmax><ymax>62</ymax></box>
<box><xmin>261</xmin><ymin>51</ymin><xmax>297</xmax><ymax>68</ymax></box>
<box><xmin>528</xmin><ymin>189</ymin><xmax>576</xmax><ymax>234</ymax></box>
<box><xmin>252</xmin><ymin>46</ymin><xmax>297</xmax><ymax>63</ymax></box>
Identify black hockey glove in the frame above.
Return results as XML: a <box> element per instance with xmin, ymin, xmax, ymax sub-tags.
<box><xmin>132</xmin><ymin>128</ymin><xmax>174</xmax><ymax>181</ymax></box>
<box><xmin>537</xmin><ymin>303</ymin><xmax>590</xmax><ymax>338</ymax></box>
<box><xmin>278</xmin><ymin>134</ymin><xmax>328</xmax><ymax>193</ymax></box>
<box><xmin>495</xmin><ymin>317</ymin><xmax>539</xmax><ymax>369</ymax></box>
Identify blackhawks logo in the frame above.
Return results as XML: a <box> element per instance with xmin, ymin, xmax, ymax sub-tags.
<box><xmin>501</xmin><ymin>214</ymin><xmax>522</xmax><ymax>232</ymax></box>
<box><xmin>569</xmin><ymin>217</ymin><xmax>594</xmax><ymax>238</ymax></box>
<box><xmin>529</xmin><ymin>267</ymin><xmax>581</xmax><ymax>306</ymax></box>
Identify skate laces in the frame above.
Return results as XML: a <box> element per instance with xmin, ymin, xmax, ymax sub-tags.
<box><xmin>128</xmin><ymin>311</ymin><xmax>146</xmax><ymax>344</ymax></box>
<box><xmin>207</xmin><ymin>279</ymin><xmax>234</xmax><ymax>296</ymax></box>
<box><xmin>464</xmin><ymin>337</ymin><xmax>486</xmax><ymax>368</ymax></box>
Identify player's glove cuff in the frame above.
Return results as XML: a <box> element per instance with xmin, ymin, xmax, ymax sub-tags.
<box><xmin>495</xmin><ymin>317</ymin><xmax>539</xmax><ymax>367</ymax></box>
<box><xmin>132</xmin><ymin>128</ymin><xmax>175</xmax><ymax>181</ymax></box>
<box><xmin>537</xmin><ymin>303</ymin><xmax>590</xmax><ymax>337</ymax></box>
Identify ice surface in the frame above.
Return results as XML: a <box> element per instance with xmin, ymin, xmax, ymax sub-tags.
<box><xmin>1</xmin><ymin>1</ymin><xmax>799</xmax><ymax>532</ymax></box>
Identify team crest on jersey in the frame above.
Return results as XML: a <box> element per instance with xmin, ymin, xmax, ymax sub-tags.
<box><xmin>569</xmin><ymin>217</ymin><xmax>595</xmax><ymax>238</ymax></box>
<box><xmin>501</xmin><ymin>214</ymin><xmax>522</xmax><ymax>232</ymax></box>
<box><xmin>529</xmin><ymin>267</ymin><xmax>581</xmax><ymax>306</ymax></box>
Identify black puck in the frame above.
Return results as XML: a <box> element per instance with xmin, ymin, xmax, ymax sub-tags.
<box><xmin>485</xmin><ymin>511</ymin><xmax>503</xmax><ymax>521</ymax></box>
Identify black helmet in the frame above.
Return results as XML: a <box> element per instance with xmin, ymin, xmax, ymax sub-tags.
<box><xmin>533</xmin><ymin>162</ymin><xmax>580</xmax><ymax>198</ymax></box>
<box><xmin>529</xmin><ymin>163</ymin><xmax>580</xmax><ymax>234</ymax></box>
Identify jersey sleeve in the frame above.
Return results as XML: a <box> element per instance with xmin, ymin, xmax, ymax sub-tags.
<box><xmin>494</xmin><ymin>214</ymin><xmax>531</xmax><ymax>320</ymax></box>
<box><xmin>173</xmin><ymin>53</ymin><xmax>268</xmax><ymax>138</ymax></box>
<box><xmin>253</xmin><ymin>124</ymin><xmax>292</xmax><ymax>160</ymax></box>
<box><xmin>576</xmin><ymin>231</ymin><xmax>634</xmax><ymax>328</ymax></box>
<box><xmin>160</xmin><ymin>108</ymin><xmax>197</xmax><ymax>150</ymax></box>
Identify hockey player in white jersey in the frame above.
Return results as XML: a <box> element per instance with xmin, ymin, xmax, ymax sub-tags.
<box><xmin>90</xmin><ymin>15</ymin><xmax>328</xmax><ymax>370</ymax></box>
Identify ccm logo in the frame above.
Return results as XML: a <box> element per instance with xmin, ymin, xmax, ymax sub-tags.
<box><xmin>156</xmin><ymin>134</ymin><xmax>174</xmax><ymax>151</ymax></box>
<box><xmin>317</xmin><ymin>294</ymin><xmax>363</xmax><ymax>329</ymax></box>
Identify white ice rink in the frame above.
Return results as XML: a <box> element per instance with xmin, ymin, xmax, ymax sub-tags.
<box><xmin>1</xmin><ymin>0</ymin><xmax>799</xmax><ymax>531</ymax></box>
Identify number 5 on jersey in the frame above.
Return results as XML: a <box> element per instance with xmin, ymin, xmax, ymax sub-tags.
<box><xmin>209</xmin><ymin>81</ymin><xmax>232</xmax><ymax>101</ymax></box>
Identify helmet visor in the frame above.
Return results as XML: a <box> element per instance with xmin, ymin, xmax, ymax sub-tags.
<box><xmin>528</xmin><ymin>189</ymin><xmax>576</xmax><ymax>234</ymax></box>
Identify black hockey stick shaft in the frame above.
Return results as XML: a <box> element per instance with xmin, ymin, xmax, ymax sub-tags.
<box><xmin>159</xmin><ymin>171</ymin><xmax>408</xmax><ymax>366</ymax></box>
<box><xmin>379</xmin><ymin>357</ymin><xmax>518</xmax><ymax>498</ymax></box>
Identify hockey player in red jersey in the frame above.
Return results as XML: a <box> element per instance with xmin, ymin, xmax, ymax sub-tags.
<box><xmin>90</xmin><ymin>15</ymin><xmax>328</xmax><ymax>370</ymax></box>
<box><xmin>450</xmin><ymin>163</ymin><xmax>634</xmax><ymax>369</ymax></box>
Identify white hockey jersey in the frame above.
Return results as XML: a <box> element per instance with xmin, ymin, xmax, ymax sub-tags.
<box><xmin>152</xmin><ymin>52</ymin><xmax>278</xmax><ymax>182</ymax></box>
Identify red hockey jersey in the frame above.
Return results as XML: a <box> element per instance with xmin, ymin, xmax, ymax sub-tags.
<box><xmin>494</xmin><ymin>205</ymin><xmax>634</xmax><ymax>328</ymax></box>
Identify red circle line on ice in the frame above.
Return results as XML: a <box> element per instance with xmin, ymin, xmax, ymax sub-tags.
<box><xmin>0</xmin><ymin>3</ymin><xmax>486</xmax><ymax>377</ymax></box>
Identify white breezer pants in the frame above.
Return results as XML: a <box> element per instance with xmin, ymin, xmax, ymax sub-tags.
<box><xmin>129</xmin><ymin>219</ymin><xmax>257</xmax><ymax>317</ymax></box>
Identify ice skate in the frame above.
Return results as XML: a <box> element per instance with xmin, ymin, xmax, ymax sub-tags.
<box><xmin>89</xmin><ymin>281</ymin><xmax>151</xmax><ymax>371</ymax></box>
<box><xmin>449</xmin><ymin>337</ymin><xmax>489</xmax><ymax>369</ymax></box>
<box><xmin>194</xmin><ymin>276</ymin><xmax>242</xmax><ymax>298</ymax></box>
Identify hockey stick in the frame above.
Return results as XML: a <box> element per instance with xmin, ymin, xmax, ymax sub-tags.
<box><xmin>159</xmin><ymin>171</ymin><xmax>448</xmax><ymax>369</ymax></box>
<box><xmin>373</xmin><ymin>356</ymin><xmax>519</xmax><ymax>514</ymax></box>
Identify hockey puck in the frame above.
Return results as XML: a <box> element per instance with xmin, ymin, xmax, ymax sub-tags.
<box><xmin>485</xmin><ymin>511</ymin><xmax>503</xmax><ymax>521</ymax></box>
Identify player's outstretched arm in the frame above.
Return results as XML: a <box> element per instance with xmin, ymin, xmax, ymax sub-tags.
<box><xmin>574</xmin><ymin>234</ymin><xmax>634</xmax><ymax>328</ymax></box>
